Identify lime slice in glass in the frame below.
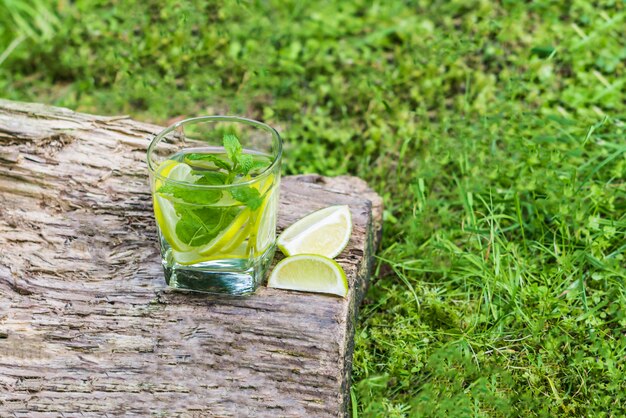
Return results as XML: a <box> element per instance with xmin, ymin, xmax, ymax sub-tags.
<box><xmin>152</xmin><ymin>160</ymin><xmax>251</xmax><ymax>256</ymax></box>
<box><xmin>197</xmin><ymin>208</ymin><xmax>251</xmax><ymax>256</ymax></box>
<box><xmin>277</xmin><ymin>205</ymin><xmax>352</xmax><ymax>258</ymax></box>
<box><xmin>154</xmin><ymin>193</ymin><xmax>193</xmax><ymax>252</ymax></box>
<box><xmin>267</xmin><ymin>254</ymin><xmax>348</xmax><ymax>297</ymax></box>
<box><xmin>152</xmin><ymin>161</ymin><xmax>200</xmax><ymax>252</ymax></box>
<box><xmin>155</xmin><ymin>198</ymin><xmax>250</xmax><ymax>256</ymax></box>
<box><xmin>251</xmin><ymin>189</ymin><xmax>277</xmax><ymax>256</ymax></box>
<box><xmin>172</xmin><ymin>241</ymin><xmax>248</xmax><ymax>266</ymax></box>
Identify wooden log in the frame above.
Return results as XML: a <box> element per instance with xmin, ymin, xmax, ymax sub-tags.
<box><xmin>0</xmin><ymin>99</ymin><xmax>383</xmax><ymax>417</ymax></box>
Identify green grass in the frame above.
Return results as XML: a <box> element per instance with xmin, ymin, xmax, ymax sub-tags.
<box><xmin>2</xmin><ymin>1</ymin><xmax>625</xmax><ymax>416</ymax></box>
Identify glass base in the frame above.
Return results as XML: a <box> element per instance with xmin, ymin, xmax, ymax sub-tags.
<box><xmin>163</xmin><ymin>246</ymin><xmax>275</xmax><ymax>295</ymax></box>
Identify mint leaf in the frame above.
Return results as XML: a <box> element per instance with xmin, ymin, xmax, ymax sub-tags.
<box><xmin>249</xmin><ymin>158</ymin><xmax>271</xmax><ymax>174</ymax></box>
<box><xmin>193</xmin><ymin>170</ymin><xmax>227</xmax><ymax>186</ymax></box>
<box><xmin>158</xmin><ymin>169</ymin><xmax>226</xmax><ymax>204</ymax></box>
<box><xmin>230</xmin><ymin>186</ymin><xmax>263</xmax><ymax>210</ymax></box>
<box><xmin>158</xmin><ymin>182</ymin><xmax>222</xmax><ymax>205</ymax></box>
<box><xmin>185</xmin><ymin>153</ymin><xmax>231</xmax><ymax>171</ymax></box>
<box><xmin>237</xmin><ymin>154</ymin><xmax>254</xmax><ymax>175</ymax></box>
<box><xmin>220</xmin><ymin>134</ymin><xmax>270</xmax><ymax>177</ymax></box>
<box><xmin>175</xmin><ymin>206</ymin><xmax>237</xmax><ymax>246</ymax></box>
<box><xmin>223</xmin><ymin>134</ymin><xmax>242</xmax><ymax>163</ymax></box>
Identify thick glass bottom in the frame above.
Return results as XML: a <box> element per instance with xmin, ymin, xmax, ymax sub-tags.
<box><xmin>162</xmin><ymin>246</ymin><xmax>276</xmax><ymax>295</ymax></box>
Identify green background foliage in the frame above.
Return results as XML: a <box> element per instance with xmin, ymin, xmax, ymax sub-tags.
<box><xmin>2</xmin><ymin>1</ymin><xmax>625</xmax><ymax>416</ymax></box>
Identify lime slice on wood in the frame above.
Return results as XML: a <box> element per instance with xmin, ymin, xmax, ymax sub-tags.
<box><xmin>277</xmin><ymin>205</ymin><xmax>352</xmax><ymax>258</ymax></box>
<box><xmin>267</xmin><ymin>254</ymin><xmax>348</xmax><ymax>297</ymax></box>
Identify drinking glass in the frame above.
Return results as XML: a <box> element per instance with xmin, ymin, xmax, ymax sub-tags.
<box><xmin>147</xmin><ymin>116</ymin><xmax>282</xmax><ymax>295</ymax></box>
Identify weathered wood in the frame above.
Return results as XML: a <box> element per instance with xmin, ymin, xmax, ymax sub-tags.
<box><xmin>0</xmin><ymin>99</ymin><xmax>383</xmax><ymax>417</ymax></box>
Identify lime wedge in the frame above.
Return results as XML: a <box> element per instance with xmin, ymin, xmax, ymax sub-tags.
<box><xmin>267</xmin><ymin>254</ymin><xmax>348</xmax><ymax>297</ymax></box>
<box><xmin>277</xmin><ymin>205</ymin><xmax>352</xmax><ymax>258</ymax></box>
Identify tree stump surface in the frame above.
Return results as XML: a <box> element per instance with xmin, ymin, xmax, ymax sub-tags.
<box><xmin>0</xmin><ymin>100</ymin><xmax>383</xmax><ymax>417</ymax></box>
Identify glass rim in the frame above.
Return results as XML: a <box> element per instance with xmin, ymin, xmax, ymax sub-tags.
<box><xmin>146</xmin><ymin>115</ymin><xmax>282</xmax><ymax>189</ymax></box>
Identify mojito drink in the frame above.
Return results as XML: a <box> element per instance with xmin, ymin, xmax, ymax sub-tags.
<box><xmin>147</xmin><ymin>118</ymin><xmax>282</xmax><ymax>295</ymax></box>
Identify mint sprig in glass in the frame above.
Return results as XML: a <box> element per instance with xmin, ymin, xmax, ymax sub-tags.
<box><xmin>147</xmin><ymin>116</ymin><xmax>282</xmax><ymax>295</ymax></box>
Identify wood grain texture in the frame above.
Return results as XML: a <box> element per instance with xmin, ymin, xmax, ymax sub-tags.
<box><xmin>0</xmin><ymin>99</ymin><xmax>383</xmax><ymax>417</ymax></box>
